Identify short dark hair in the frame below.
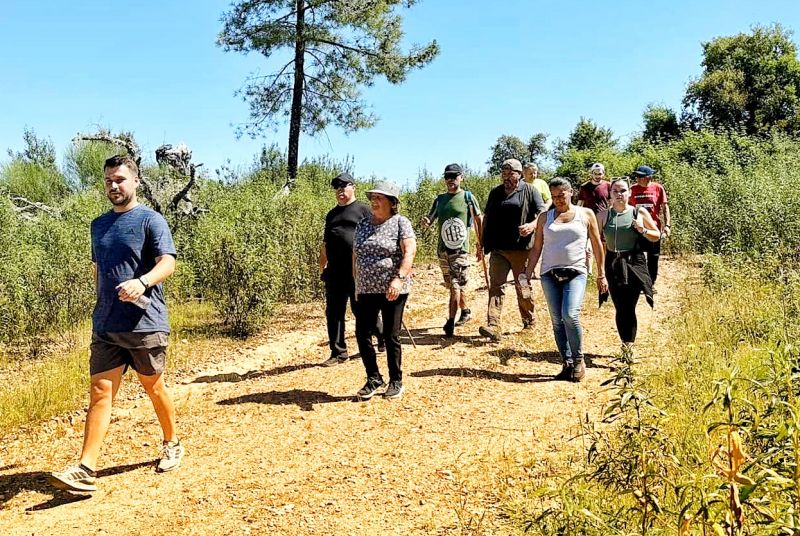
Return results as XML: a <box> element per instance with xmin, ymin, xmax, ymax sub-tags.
<box><xmin>548</xmin><ymin>177</ymin><xmax>572</xmax><ymax>191</ymax></box>
<box><xmin>104</xmin><ymin>155</ymin><xmax>139</xmax><ymax>177</ymax></box>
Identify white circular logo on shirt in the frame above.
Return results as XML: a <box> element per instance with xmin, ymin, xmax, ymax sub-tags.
<box><xmin>441</xmin><ymin>218</ymin><xmax>467</xmax><ymax>250</ymax></box>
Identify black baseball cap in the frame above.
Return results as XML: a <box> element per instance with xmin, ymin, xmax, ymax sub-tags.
<box><xmin>331</xmin><ymin>172</ymin><xmax>355</xmax><ymax>188</ymax></box>
<box><xmin>443</xmin><ymin>163</ymin><xmax>463</xmax><ymax>176</ymax></box>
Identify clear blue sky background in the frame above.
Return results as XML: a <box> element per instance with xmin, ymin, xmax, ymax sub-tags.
<box><xmin>2</xmin><ymin>1</ymin><xmax>800</xmax><ymax>186</ymax></box>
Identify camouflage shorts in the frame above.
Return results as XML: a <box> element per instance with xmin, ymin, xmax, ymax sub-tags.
<box><xmin>438</xmin><ymin>251</ymin><xmax>470</xmax><ymax>289</ymax></box>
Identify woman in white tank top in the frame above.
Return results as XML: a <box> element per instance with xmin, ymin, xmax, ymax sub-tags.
<box><xmin>524</xmin><ymin>178</ymin><xmax>608</xmax><ymax>382</ymax></box>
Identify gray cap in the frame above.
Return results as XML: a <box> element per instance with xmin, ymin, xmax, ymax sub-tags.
<box><xmin>366</xmin><ymin>180</ymin><xmax>401</xmax><ymax>202</ymax></box>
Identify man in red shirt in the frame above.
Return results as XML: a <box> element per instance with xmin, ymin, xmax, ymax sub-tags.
<box><xmin>577</xmin><ymin>162</ymin><xmax>610</xmax><ymax>274</ymax></box>
<box><xmin>629</xmin><ymin>165</ymin><xmax>671</xmax><ymax>284</ymax></box>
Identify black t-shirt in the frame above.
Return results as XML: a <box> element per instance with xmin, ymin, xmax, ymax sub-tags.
<box><xmin>483</xmin><ymin>182</ymin><xmax>544</xmax><ymax>252</ymax></box>
<box><xmin>324</xmin><ymin>201</ymin><xmax>372</xmax><ymax>275</ymax></box>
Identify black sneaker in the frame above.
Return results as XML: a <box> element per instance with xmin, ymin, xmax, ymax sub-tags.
<box><xmin>455</xmin><ymin>309</ymin><xmax>472</xmax><ymax>326</ymax></box>
<box><xmin>356</xmin><ymin>377</ymin><xmax>385</xmax><ymax>400</ymax></box>
<box><xmin>554</xmin><ymin>363</ymin><xmax>574</xmax><ymax>381</ymax></box>
<box><xmin>443</xmin><ymin>318</ymin><xmax>455</xmax><ymax>337</ymax></box>
<box><xmin>384</xmin><ymin>381</ymin><xmax>404</xmax><ymax>400</ymax></box>
<box><xmin>479</xmin><ymin>325</ymin><xmax>501</xmax><ymax>342</ymax></box>
<box><xmin>571</xmin><ymin>360</ymin><xmax>586</xmax><ymax>382</ymax></box>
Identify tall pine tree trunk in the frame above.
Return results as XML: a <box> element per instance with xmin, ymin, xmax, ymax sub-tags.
<box><xmin>286</xmin><ymin>0</ymin><xmax>305</xmax><ymax>189</ymax></box>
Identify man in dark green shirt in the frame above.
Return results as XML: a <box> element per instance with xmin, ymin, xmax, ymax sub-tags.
<box><xmin>421</xmin><ymin>164</ymin><xmax>483</xmax><ymax>337</ymax></box>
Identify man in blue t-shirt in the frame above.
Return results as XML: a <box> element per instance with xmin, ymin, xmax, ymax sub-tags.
<box><xmin>49</xmin><ymin>155</ymin><xmax>183</xmax><ymax>493</ymax></box>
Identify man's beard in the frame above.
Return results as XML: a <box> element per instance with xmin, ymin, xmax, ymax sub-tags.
<box><xmin>108</xmin><ymin>192</ymin><xmax>131</xmax><ymax>206</ymax></box>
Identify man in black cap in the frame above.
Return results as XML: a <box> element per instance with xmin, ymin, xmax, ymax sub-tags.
<box><xmin>319</xmin><ymin>172</ymin><xmax>382</xmax><ymax>365</ymax></box>
<box><xmin>629</xmin><ymin>165</ymin><xmax>671</xmax><ymax>285</ymax></box>
<box><xmin>420</xmin><ymin>163</ymin><xmax>483</xmax><ymax>336</ymax></box>
<box><xmin>479</xmin><ymin>159</ymin><xmax>546</xmax><ymax>341</ymax></box>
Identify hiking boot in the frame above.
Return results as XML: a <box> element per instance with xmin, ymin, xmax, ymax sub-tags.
<box><xmin>571</xmin><ymin>360</ymin><xmax>586</xmax><ymax>382</ymax></box>
<box><xmin>443</xmin><ymin>318</ymin><xmax>455</xmax><ymax>337</ymax></box>
<box><xmin>321</xmin><ymin>355</ymin><xmax>348</xmax><ymax>367</ymax></box>
<box><xmin>384</xmin><ymin>381</ymin><xmax>404</xmax><ymax>400</ymax></box>
<box><xmin>479</xmin><ymin>325</ymin><xmax>501</xmax><ymax>342</ymax></box>
<box><xmin>376</xmin><ymin>337</ymin><xmax>386</xmax><ymax>353</ymax></box>
<box><xmin>554</xmin><ymin>363</ymin><xmax>574</xmax><ymax>381</ymax></box>
<box><xmin>455</xmin><ymin>309</ymin><xmax>472</xmax><ymax>326</ymax></box>
<box><xmin>48</xmin><ymin>463</ymin><xmax>97</xmax><ymax>492</ymax></box>
<box><xmin>356</xmin><ymin>377</ymin><xmax>385</xmax><ymax>400</ymax></box>
<box><xmin>157</xmin><ymin>440</ymin><xmax>185</xmax><ymax>473</ymax></box>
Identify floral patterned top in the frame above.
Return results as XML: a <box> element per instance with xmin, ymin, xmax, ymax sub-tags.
<box><xmin>354</xmin><ymin>214</ymin><xmax>416</xmax><ymax>295</ymax></box>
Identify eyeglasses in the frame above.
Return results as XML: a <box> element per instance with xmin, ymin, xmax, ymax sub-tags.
<box><xmin>332</xmin><ymin>183</ymin><xmax>352</xmax><ymax>190</ymax></box>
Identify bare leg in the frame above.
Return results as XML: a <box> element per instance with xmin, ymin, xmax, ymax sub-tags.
<box><xmin>137</xmin><ymin>372</ymin><xmax>177</xmax><ymax>443</ymax></box>
<box><xmin>79</xmin><ymin>366</ymin><xmax>125</xmax><ymax>470</ymax></box>
<box><xmin>449</xmin><ymin>286</ymin><xmax>460</xmax><ymax>319</ymax></box>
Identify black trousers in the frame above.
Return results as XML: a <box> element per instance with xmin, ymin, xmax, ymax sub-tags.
<box><xmin>355</xmin><ymin>293</ymin><xmax>408</xmax><ymax>382</ymax></box>
<box><xmin>608</xmin><ymin>282</ymin><xmax>641</xmax><ymax>343</ymax></box>
<box><xmin>325</xmin><ymin>276</ymin><xmax>382</xmax><ymax>359</ymax></box>
<box><xmin>639</xmin><ymin>238</ymin><xmax>662</xmax><ymax>284</ymax></box>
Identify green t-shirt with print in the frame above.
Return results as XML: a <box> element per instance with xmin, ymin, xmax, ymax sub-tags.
<box><xmin>427</xmin><ymin>190</ymin><xmax>481</xmax><ymax>254</ymax></box>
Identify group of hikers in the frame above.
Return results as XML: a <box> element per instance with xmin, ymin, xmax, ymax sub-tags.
<box><xmin>47</xmin><ymin>154</ymin><xmax>669</xmax><ymax>494</ymax></box>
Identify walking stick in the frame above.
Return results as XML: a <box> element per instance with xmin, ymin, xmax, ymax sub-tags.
<box><xmin>402</xmin><ymin>320</ymin><xmax>417</xmax><ymax>349</ymax></box>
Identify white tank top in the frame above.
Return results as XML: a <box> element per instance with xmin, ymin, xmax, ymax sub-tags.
<box><xmin>540</xmin><ymin>208</ymin><xmax>588</xmax><ymax>275</ymax></box>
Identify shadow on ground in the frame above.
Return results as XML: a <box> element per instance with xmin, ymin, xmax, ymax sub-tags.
<box><xmin>0</xmin><ymin>461</ymin><xmax>152</xmax><ymax>512</ymax></box>
<box><xmin>411</xmin><ymin>367</ymin><xmax>553</xmax><ymax>383</ymax></box>
<box><xmin>402</xmin><ymin>328</ymin><xmax>484</xmax><ymax>348</ymax></box>
<box><xmin>218</xmin><ymin>389</ymin><xmax>353</xmax><ymax>411</ymax></box>
<box><xmin>192</xmin><ymin>363</ymin><xmax>318</xmax><ymax>384</ymax></box>
<box><xmin>488</xmin><ymin>349</ymin><xmax>612</xmax><ymax>367</ymax></box>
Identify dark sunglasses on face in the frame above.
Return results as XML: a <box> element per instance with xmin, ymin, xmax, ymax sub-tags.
<box><xmin>332</xmin><ymin>182</ymin><xmax>352</xmax><ymax>189</ymax></box>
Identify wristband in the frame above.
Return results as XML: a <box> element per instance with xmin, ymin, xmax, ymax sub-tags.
<box><xmin>139</xmin><ymin>276</ymin><xmax>150</xmax><ymax>289</ymax></box>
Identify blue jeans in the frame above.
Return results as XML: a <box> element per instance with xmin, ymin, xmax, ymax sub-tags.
<box><xmin>540</xmin><ymin>272</ymin><xmax>587</xmax><ymax>364</ymax></box>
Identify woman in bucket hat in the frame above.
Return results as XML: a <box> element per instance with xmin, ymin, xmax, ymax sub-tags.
<box><xmin>352</xmin><ymin>181</ymin><xmax>417</xmax><ymax>400</ymax></box>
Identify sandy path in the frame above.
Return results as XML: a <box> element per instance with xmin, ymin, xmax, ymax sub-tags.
<box><xmin>0</xmin><ymin>258</ymin><xmax>686</xmax><ymax>535</ymax></box>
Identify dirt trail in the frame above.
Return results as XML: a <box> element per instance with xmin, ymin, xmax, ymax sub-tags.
<box><xmin>0</xmin><ymin>258</ymin><xmax>687</xmax><ymax>535</ymax></box>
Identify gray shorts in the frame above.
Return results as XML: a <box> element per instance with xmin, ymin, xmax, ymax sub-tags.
<box><xmin>90</xmin><ymin>332</ymin><xmax>169</xmax><ymax>376</ymax></box>
<box><xmin>438</xmin><ymin>250</ymin><xmax>470</xmax><ymax>289</ymax></box>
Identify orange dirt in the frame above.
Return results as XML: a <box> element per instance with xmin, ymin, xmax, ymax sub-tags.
<box><xmin>0</xmin><ymin>257</ymin><xmax>687</xmax><ymax>535</ymax></box>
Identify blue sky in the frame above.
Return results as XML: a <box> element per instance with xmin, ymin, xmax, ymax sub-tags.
<box><xmin>2</xmin><ymin>1</ymin><xmax>800</xmax><ymax>186</ymax></box>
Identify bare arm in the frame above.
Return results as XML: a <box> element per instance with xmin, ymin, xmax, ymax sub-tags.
<box><xmin>661</xmin><ymin>204</ymin><xmax>671</xmax><ymax>237</ymax></box>
<box><xmin>387</xmin><ymin>237</ymin><xmax>417</xmax><ymax>301</ymax></box>
<box><xmin>633</xmin><ymin>209</ymin><xmax>662</xmax><ymax>242</ymax></box>
<box><xmin>524</xmin><ymin>212</ymin><xmax>547</xmax><ymax>279</ymax></box>
<box><xmin>585</xmin><ymin>209</ymin><xmax>608</xmax><ymax>293</ymax></box>
<box><xmin>319</xmin><ymin>242</ymin><xmax>327</xmax><ymax>274</ymax></box>
<box><xmin>117</xmin><ymin>254</ymin><xmax>176</xmax><ymax>302</ymax></box>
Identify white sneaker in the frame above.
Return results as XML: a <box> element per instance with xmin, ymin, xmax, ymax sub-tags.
<box><xmin>157</xmin><ymin>440</ymin><xmax>185</xmax><ymax>473</ymax></box>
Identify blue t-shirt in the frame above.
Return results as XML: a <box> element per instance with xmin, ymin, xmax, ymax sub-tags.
<box><xmin>91</xmin><ymin>205</ymin><xmax>176</xmax><ymax>333</ymax></box>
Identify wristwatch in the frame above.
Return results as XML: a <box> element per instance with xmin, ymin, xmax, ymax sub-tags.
<box><xmin>139</xmin><ymin>276</ymin><xmax>151</xmax><ymax>289</ymax></box>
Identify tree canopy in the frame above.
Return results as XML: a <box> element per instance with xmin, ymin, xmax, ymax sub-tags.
<box><xmin>487</xmin><ymin>133</ymin><xmax>548</xmax><ymax>175</ymax></box>
<box><xmin>218</xmin><ymin>0</ymin><xmax>439</xmax><ymax>187</ymax></box>
<box><xmin>683</xmin><ymin>24</ymin><xmax>800</xmax><ymax>136</ymax></box>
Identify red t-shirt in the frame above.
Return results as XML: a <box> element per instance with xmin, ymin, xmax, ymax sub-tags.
<box><xmin>629</xmin><ymin>182</ymin><xmax>668</xmax><ymax>228</ymax></box>
<box><xmin>577</xmin><ymin>180</ymin><xmax>610</xmax><ymax>214</ymax></box>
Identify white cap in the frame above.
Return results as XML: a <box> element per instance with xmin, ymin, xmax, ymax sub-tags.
<box><xmin>590</xmin><ymin>162</ymin><xmax>605</xmax><ymax>173</ymax></box>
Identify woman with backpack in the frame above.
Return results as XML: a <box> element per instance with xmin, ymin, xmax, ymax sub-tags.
<box><xmin>524</xmin><ymin>178</ymin><xmax>607</xmax><ymax>382</ymax></box>
<box><xmin>600</xmin><ymin>177</ymin><xmax>660</xmax><ymax>349</ymax></box>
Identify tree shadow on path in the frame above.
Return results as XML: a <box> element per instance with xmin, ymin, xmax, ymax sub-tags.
<box><xmin>411</xmin><ymin>367</ymin><xmax>553</xmax><ymax>383</ymax></box>
<box><xmin>192</xmin><ymin>363</ymin><xmax>318</xmax><ymax>384</ymax></box>
<box><xmin>0</xmin><ymin>461</ymin><xmax>152</xmax><ymax>511</ymax></box>
<box><xmin>218</xmin><ymin>389</ymin><xmax>354</xmax><ymax>411</ymax></box>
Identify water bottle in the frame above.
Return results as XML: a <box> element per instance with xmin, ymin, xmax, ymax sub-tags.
<box><xmin>132</xmin><ymin>295</ymin><xmax>151</xmax><ymax>309</ymax></box>
<box><xmin>518</xmin><ymin>273</ymin><xmax>532</xmax><ymax>299</ymax></box>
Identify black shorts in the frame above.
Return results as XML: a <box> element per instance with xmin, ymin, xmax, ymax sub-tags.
<box><xmin>90</xmin><ymin>332</ymin><xmax>168</xmax><ymax>376</ymax></box>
